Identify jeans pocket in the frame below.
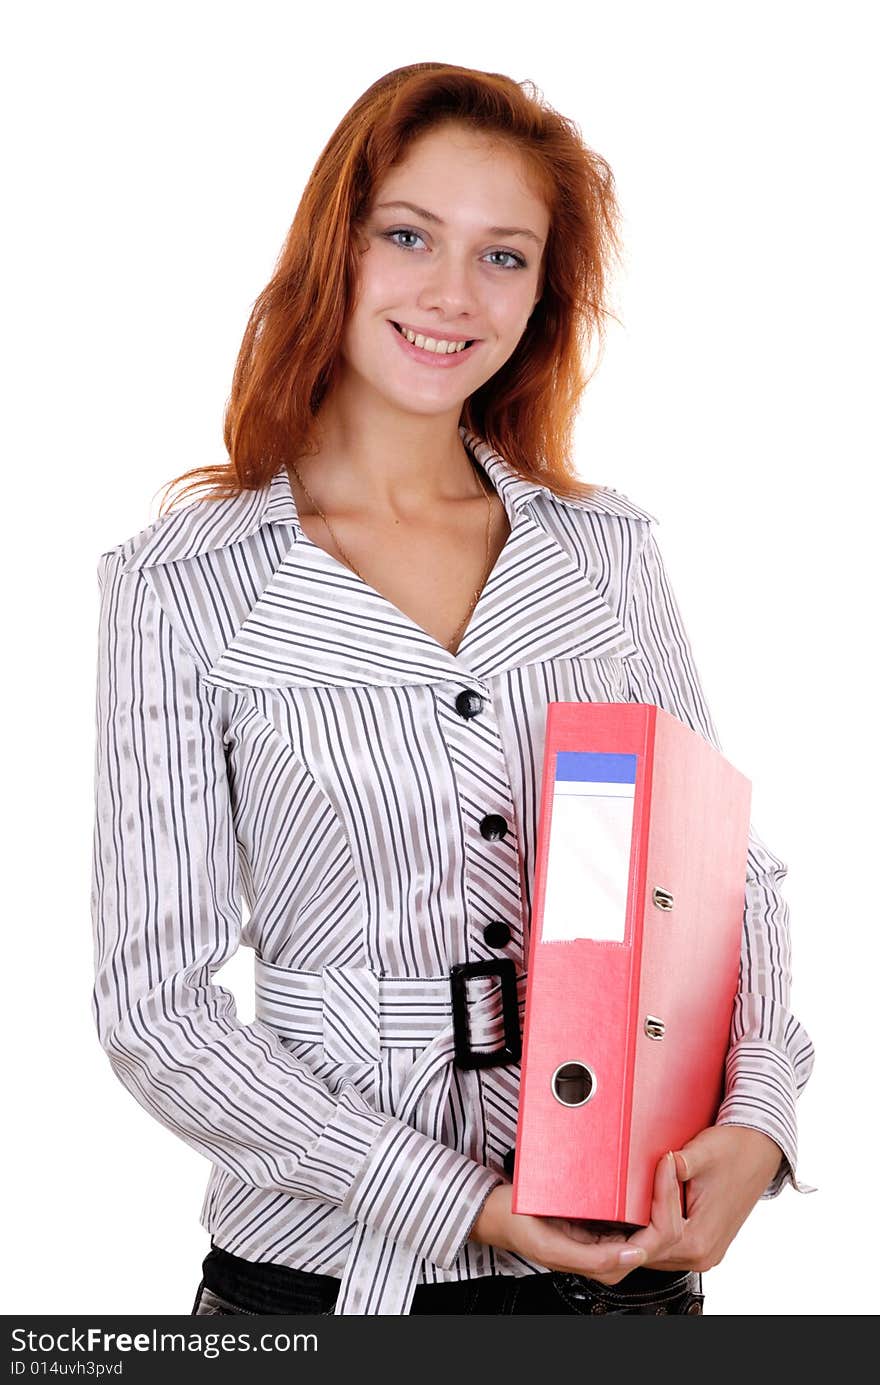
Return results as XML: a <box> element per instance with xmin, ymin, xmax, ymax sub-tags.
<box><xmin>198</xmin><ymin>1244</ymin><xmax>342</xmax><ymax>1315</ymax></box>
<box><xmin>193</xmin><ymin>1273</ymin><xmax>339</xmax><ymax>1316</ymax></box>
<box><xmin>192</xmin><ymin>1283</ymin><xmax>258</xmax><ymax>1316</ymax></box>
<box><xmin>553</xmin><ymin>1271</ymin><xmax>703</xmax><ymax>1316</ymax></box>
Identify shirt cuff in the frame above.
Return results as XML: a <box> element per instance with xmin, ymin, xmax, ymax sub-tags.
<box><xmin>280</xmin><ymin>1077</ymin><xmax>395</xmax><ymax>1203</ymax></box>
<box><xmin>341</xmin><ymin>1116</ymin><xmax>505</xmax><ymax>1268</ymax></box>
<box><xmin>715</xmin><ymin>1039</ymin><xmax>816</xmax><ymax>1196</ymax></box>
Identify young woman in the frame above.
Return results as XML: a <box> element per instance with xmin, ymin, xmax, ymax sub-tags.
<box><xmin>91</xmin><ymin>62</ymin><xmax>814</xmax><ymax>1317</ymax></box>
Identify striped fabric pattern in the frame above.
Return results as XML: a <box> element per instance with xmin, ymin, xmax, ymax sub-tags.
<box><xmin>91</xmin><ymin>425</ymin><xmax>814</xmax><ymax>1313</ymax></box>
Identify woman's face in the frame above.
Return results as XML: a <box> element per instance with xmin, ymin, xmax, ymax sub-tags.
<box><xmin>338</xmin><ymin>122</ymin><xmax>550</xmax><ymax>420</ymax></box>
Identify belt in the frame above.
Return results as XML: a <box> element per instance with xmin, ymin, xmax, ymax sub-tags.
<box><xmin>254</xmin><ymin>955</ymin><xmax>524</xmax><ymax>1315</ymax></box>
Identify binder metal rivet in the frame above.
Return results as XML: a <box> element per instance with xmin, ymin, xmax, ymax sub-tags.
<box><xmin>644</xmin><ymin>1016</ymin><xmax>666</xmax><ymax>1040</ymax></box>
<box><xmin>652</xmin><ymin>886</ymin><xmax>675</xmax><ymax>911</ymax></box>
<box><xmin>550</xmin><ymin>1060</ymin><xmax>596</xmax><ymax>1107</ymax></box>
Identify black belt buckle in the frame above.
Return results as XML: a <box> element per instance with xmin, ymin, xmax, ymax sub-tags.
<box><xmin>449</xmin><ymin>958</ymin><xmax>522</xmax><ymax>1070</ymax></box>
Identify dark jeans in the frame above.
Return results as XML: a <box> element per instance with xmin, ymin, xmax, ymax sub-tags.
<box><xmin>192</xmin><ymin>1240</ymin><xmax>704</xmax><ymax>1316</ymax></box>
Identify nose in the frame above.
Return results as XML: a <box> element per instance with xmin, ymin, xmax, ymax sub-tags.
<box><xmin>416</xmin><ymin>250</ymin><xmax>481</xmax><ymax>323</ymax></box>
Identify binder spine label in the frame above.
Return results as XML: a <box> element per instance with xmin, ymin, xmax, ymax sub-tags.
<box><xmin>541</xmin><ymin>751</ymin><xmax>637</xmax><ymax>944</ymax></box>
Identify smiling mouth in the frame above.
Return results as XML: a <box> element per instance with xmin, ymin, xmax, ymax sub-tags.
<box><xmin>391</xmin><ymin>321</ymin><xmax>478</xmax><ymax>353</ymax></box>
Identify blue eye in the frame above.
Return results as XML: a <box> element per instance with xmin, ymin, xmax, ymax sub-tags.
<box><xmin>382</xmin><ymin>229</ymin><xmax>527</xmax><ymax>270</ymax></box>
<box><xmin>386</xmin><ymin>229</ymin><xmax>424</xmax><ymax>251</ymax></box>
<box><xmin>485</xmin><ymin>249</ymin><xmax>527</xmax><ymax>270</ymax></box>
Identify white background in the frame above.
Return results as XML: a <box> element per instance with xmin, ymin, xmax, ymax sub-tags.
<box><xmin>4</xmin><ymin>0</ymin><xmax>876</xmax><ymax>1317</ymax></box>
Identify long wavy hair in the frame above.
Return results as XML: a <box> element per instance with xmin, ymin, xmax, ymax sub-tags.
<box><xmin>158</xmin><ymin>62</ymin><xmax>625</xmax><ymax>515</ymax></box>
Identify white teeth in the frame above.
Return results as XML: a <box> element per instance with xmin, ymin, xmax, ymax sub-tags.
<box><xmin>396</xmin><ymin>324</ymin><xmax>469</xmax><ymax>354</ymax></box>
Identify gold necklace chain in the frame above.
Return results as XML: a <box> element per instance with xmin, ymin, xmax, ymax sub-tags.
<box><xmin>287</xmin><ymin>454</ymin><xmax>494</xmax><ymax>654</ymax></box>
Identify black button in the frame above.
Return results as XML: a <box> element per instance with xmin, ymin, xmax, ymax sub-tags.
<box><xmin>479</xmin><ymin>813</ymin><xmax>508</xmax><ymax>841</ymax></box>
<box><xmin>483</xmin><ymin>920</ymin><xmax>511</xmax><ymax>948</ymax></box>
<box><xmin>455</xmin><ymin>689</ymin><xmax>484</xmax><ymax>719</ymax></box>
<box><xmin>502</xmin><ymin>1147</ymin><xmax>516</xmax><ymax>1178</ymax></box>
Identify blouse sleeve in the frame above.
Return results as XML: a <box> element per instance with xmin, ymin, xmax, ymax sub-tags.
<box><xmin>622</xmin><ymin>524</ymin><xmax>815</xmax><ymax>1197</ymax></box>
<box><xmin>90</xmin><ymin>549</ymin><xmax>501</xmax><ymax>1261</ymax></box>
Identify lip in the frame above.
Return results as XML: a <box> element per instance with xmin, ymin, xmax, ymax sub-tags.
<box><xmin>387</xmin><ymin>320</ymin><xmax>482</xmax><ymax>368</ymax></box>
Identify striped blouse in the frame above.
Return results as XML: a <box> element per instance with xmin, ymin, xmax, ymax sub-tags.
<box><xmin>90</xmin><ymin>425</ymin><xmax>814</xmax><ymax>1315</ymax></box>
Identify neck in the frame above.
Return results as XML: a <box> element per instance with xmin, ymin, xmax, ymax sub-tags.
<box><xmin>294</xmin><ymin>386</ymin><xmax>485</xmax><ymax>521</ymax></box>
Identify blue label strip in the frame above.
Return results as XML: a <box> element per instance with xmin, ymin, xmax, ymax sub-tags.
<box><xmin>555</xmin><ymin>751</ymin><xmax>637</xmax><ymax>785</ymax></box>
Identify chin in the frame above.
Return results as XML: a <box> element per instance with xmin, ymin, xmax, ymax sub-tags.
<box><xmin>388</xmin><ymin>392</ymin><xmax>468</xmax><ymax>419</ymax></box>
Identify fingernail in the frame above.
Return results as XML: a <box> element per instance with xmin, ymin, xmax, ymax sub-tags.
<box><xmin>618</xmin><ymin>1248</ymin><xmax>646</xmax><ymax>1265</ymax></box>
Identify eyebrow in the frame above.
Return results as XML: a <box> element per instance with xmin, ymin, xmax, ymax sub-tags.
<box><xmin>373</xmin><ymin>200</ymin><xmax>545</xmax><ymax>248</ymax></box>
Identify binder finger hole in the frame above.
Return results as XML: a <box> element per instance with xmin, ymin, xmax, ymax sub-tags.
<box><xmin>551</xmin><ymin>1060</ymin><xmax>596</xmax><ymax>1106</ymax></box>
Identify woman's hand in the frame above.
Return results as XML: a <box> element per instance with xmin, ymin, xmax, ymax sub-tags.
<box><xmin>636</xmin><ymin>1125</ymin><xmax>784</xmax><ymax>1272</ymax></box>
<box><xmin>469</xmin><ymin>1146</ymin><xmax>685</xmax><ymax>1286</ymax></box>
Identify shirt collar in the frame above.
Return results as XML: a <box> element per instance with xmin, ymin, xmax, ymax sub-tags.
<box><xmin>120</xmin><ymin>424</ymin><xmax>655</xmax><ymax>574</ymax></box>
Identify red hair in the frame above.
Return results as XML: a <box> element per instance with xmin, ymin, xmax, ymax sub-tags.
<box><xmin>158</xmin><ymin>61</ymin><xmax>624</xmax><ymax>515</ymax></box>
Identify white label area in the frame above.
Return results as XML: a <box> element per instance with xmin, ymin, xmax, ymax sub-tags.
<box><xmin>540</xmin><ymin>751</ymin><xmax>637</xmax><ymax>943</ymax></box>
